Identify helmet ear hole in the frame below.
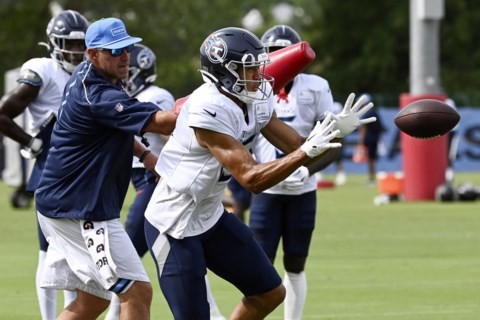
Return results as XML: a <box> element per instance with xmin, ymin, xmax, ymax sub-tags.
<box><xmin>199</xmin><ymin>27</ymin><xmax>273</xmax><ymax>103</ymax></box>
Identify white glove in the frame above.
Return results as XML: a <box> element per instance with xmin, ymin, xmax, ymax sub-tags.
<box><xmin>20</xmin><ymin>137</ymin><xmax>43</xmax><ymax>159</ymax></box>
<box><xmin>325</xmin><ymin>93</ymin><xmax>377</xmax><ymax>138</ymax></box>
<box><xmin>301</xmin><ymin>113</ymin><xmax>342</xmax><ymax>158</ymax></box>
<box><xmin>279</xmin><ymin>166</ymin><xmax>310</xmax><ymax>192</ymax></box>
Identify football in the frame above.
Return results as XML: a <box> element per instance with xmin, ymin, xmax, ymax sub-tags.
<box><xmin>394</xmin><ymin>99</ymin><xmax>460</xmax><ymax>139</ymax></box>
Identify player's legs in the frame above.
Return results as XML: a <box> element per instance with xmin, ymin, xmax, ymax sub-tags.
<box><xmin>145</xmin><ymin>220</ymin><xmax>210</xmax><ymax>319</ymax></box>
<box><xmin>36</xmin><ymin>249</ymin><xmax>56</xmax><ymax>320</ymax></box>
<box><xmin>249</xmin><ymin>193</ymin><xmax>285</xmax><ymax>262</ymax></box>
<box><xmin>125</xmin><ymin>168</ymin><xmax>156</xmax><ymax>257</ymax></box>
<box><xmin>205</xmin><ymin>274</ymin><xmax>227</xmax><ymax>320</ymax></box>
<box><xmin>364</xmin><ymin>137</ymin><xmax>379</xmax><ymax>183</ymax></box>
<box><xmin>205</xmin><ymin>212</ymin><xmax>285</xmax><ymax>319</ymax></box>
<box><xmin>36</xmin><ymin>221</ymin><xmax>61</xmax><ymax>320</ymax></box>
<box><xmin>104</xmin><ymin>294</ymin><xmax>120</xmax><ymax>320</ymax></box>
<box><xmin>251</xmin><ymin>191</ymin><xmax>316</xmax><ymax>320</ymax></box>
<box><xmin>281</xmin><ymin>191</ymin><xmax>316</xmax><ymax>320</ymax></box>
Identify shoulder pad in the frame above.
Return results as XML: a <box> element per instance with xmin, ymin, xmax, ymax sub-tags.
<box><xmin>17</xmin><ymin>69</ymin><xmax>42</xmax><ymax>87</ymax></box>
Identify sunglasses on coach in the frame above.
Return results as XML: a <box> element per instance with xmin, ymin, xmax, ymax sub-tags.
<box><xmin>96</xmin><ymin>44</ymin><xmax>135</xmax><ymax>57</ymax></box>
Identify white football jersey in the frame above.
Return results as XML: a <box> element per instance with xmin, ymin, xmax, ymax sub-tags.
<box><xmin>132</xmin><ymin>85</ymin><xmax>174</xmax><ymax>168</ymax></box>
<box><xmin>253</xmin><ymin>73</ymin><xmax>337</xmax><ymax>195</ymax></box>
<box><xmin>145</xmin><ymin>82</ymin><xmax>274</xmax><ymax>238</ymax></box>
<box><xmin>20</xmin><ymin>58</ymin><xmax>71</xmax><ymax>135</ymax></box>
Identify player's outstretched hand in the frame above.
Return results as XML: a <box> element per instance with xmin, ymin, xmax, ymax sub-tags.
<box><xmin>279</xmin><ymin>166</ymin><xmax>309</xmax><ymax>191</ymax></box>
<box><xmin>325</xmin><ymin>93</ymin><xmax>376</xmax><ymax>138</ymax></box>
<box><xmin>301</xmin><ymin>113</ymin><xmax>341</xmax><ymax>158</ymax></box>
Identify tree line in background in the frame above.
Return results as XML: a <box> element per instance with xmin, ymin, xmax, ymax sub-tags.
<box><xmin>1</xmin><ymin>0</ymin><xmax>480</xmax><ymax>106</ymax></box>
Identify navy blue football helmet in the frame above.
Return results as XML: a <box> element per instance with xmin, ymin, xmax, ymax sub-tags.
<box><xmin>125</xmin><ymin>44</ymin><xmax>157</xmax><ymax>97</ymax></box>
<box><xmin>199</xmin><ymin>27</ymin><xmax>273</xmax><ymax>103</ymax></box>
<box><xmin>261</xmin><ymin>25</ymin><xmax>301</xmax><ymax>53</ymax></box>
<box><xmin>44</xmin><ymin>10</ymin><xmax>89</xmax><ymax>73</ymax></box>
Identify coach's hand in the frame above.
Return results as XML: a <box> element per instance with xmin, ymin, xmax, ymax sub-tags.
<box><xmin>301</xmin><ymin>113</ymin><xmax>341</xmax><ymax>158</ymax></box>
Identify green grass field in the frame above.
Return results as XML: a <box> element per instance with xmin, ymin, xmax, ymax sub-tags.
<box><xmin>1</xmin><ymin>173</ymin><xmax>479</xmax><ymax>319</ymax></box>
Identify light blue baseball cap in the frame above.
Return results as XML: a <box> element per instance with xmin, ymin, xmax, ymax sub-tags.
<box><xmin>85</xmin><ymin>17</ymin><xmax>142</xmax><ymax>49</ymax></box>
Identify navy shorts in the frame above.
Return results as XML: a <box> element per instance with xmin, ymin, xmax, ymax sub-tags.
<box><xmin>145</xmin><ymin>211</ymin><xmax>281</xmax><ymax>320</ymax></box>
<box><xmin>249</xmin><ymin>191</ymin><xmax>316</xmax><ymax>260</ymax></box>
<box><xmin>125</xmin><ymin>168</ymin><xmax>157</xmax><ymax>257</ymax></box>
<box><xmin>364</xmin><ymin>136</ymin><xmax>379</xmax><ymax>160</ymax></box>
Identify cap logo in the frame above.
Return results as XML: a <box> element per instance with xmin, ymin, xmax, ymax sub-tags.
<box><xmin>204</xmin><ymin>35</ymin><xmax>227</xmax><ymax>64</ymax></box>
<box><xmin>111</xmin><ymin>26</ymin><xmax>125</xmax><ymax>36</ymax></box>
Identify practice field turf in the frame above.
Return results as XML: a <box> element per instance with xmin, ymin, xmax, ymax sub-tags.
<box><xmin>1</xmin><ymin>173</ymin><xmax>479</xmax><ymax>319</ymax></box>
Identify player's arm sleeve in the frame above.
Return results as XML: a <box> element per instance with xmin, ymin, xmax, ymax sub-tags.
<box><xmin>17</xmin><ymin>69</ymin><xmax>43</xmax><ymax>87</ymax></box>
<box><xmin>188</xmin><ymin>104</ymin><xmax>238</xmax><ymax>138</ymax></box>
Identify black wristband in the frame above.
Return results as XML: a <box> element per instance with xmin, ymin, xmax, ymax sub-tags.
<box><xmin>139</xmin><ymin>150</ymin><xmax>151</xmax><ymax>163</ymax></box>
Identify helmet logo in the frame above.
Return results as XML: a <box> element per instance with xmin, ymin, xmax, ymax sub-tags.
<box><xmin>204</xmin><ymin>35</ymin><xmax>227</xmax><ymax>64</ymax></box>
<box><xmin>137</xmin><ymin>48</ymin><xmax>155</xmax><ymax>69</ymax></box>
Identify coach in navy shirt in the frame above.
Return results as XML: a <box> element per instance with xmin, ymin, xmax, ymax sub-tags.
<box><xmin>35</xmin><ymin>17</ymin><xmax>176</xmax><ymax>319</ymax></box>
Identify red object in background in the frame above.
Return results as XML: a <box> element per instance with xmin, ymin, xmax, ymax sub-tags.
<box><xmin>264</xmin><ymin>41</ymin><xmax>316</xmax><ymax>94</ymax></box>
<box><xmin>399</xmin><ymin>93</ymin><xmax>448</xmax><ymax>201</ymax></box>
<box><xmin>174</xmin><ymin>41</ymin><xmax>316</xmax><ymax>112</ymax></box>
<box><xmin>174</xmin><ymin>95</ymin><xmax>189</xmax><ymax>116</ymax></box>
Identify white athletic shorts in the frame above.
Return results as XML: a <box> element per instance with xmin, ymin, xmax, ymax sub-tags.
<box><xmin>37</xmin><ymin>212</ymin><xmax>150</xmax><ymax>300</ymax></box>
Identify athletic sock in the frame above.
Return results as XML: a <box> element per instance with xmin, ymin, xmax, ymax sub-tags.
<box><xmin>205</xmin><ymin>275</ymin><xmax>227</xmax><ymax>320</ymax></box>
<box><xmin>104</xmin><ymin>294</ymin><xmax>120</xmax><ymax>320</ymax></box>
<box><xmin>36</xmin><ymin>250</ymin><xmax>56</xmax><ymax>320</ymax></box>
<box><xmin>63</xmin><ymin>290</ymin><xmax>77</xmax><ymax>308</ymax></box>
<box><xmin>284</xmin><ymin>271</ymin><xmax>307</xmax><ymax>320</ymax></box>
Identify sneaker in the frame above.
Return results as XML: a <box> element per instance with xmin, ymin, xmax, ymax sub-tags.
<box><xmin>335</xmin><ymin>171</ymin><xmax>347</xmax><ymax>186</ymax></box>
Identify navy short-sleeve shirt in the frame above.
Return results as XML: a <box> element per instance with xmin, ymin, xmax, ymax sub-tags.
<box><xmin>36</xmin><ymin>61</ymin><xmax>159</xmax><ymax>221</ymax></box>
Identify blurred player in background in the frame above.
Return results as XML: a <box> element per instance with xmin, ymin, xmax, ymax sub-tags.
<box><xmin>142</xmin><ymin>26</ymin><xmax>364</xmax><ymax>319</ymax></box>
<box><xmin>0</xmin><ymin>10</ymin><xmax>88</xmax><ymax>319</ymax></box>
<box><xmin>249</xmin><ymin>25</ymin><xmax>341</xmax><ymax>320</ymax></box>
<box><xmin>444</xmin><ymin>97</ymin><xmax>459</xmax><ymax>182</ymax></box>
<box><xmin>356</xmin><ymin>94</ymin><xmax>384</xmax><ymax>185</ymax></box>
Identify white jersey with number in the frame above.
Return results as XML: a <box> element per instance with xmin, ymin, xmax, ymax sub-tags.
<box><xmin>253</xmin><ymin>73</ymin><xmax>337</xmax><ymax>195</ymax></box>
<box><xmin>20</xmin><ymin>58</ymin><xmax>70</xmax><ymax>135</ymax></box>
<box><xmin>132</xmin><ymin>85</ymin><xmax>174</xmax><ymax>168</ymax></box>
<box><xmin>145</xmin><ymin>82</ymin><xmax>274</xmax><ymax>238</ymax></box>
